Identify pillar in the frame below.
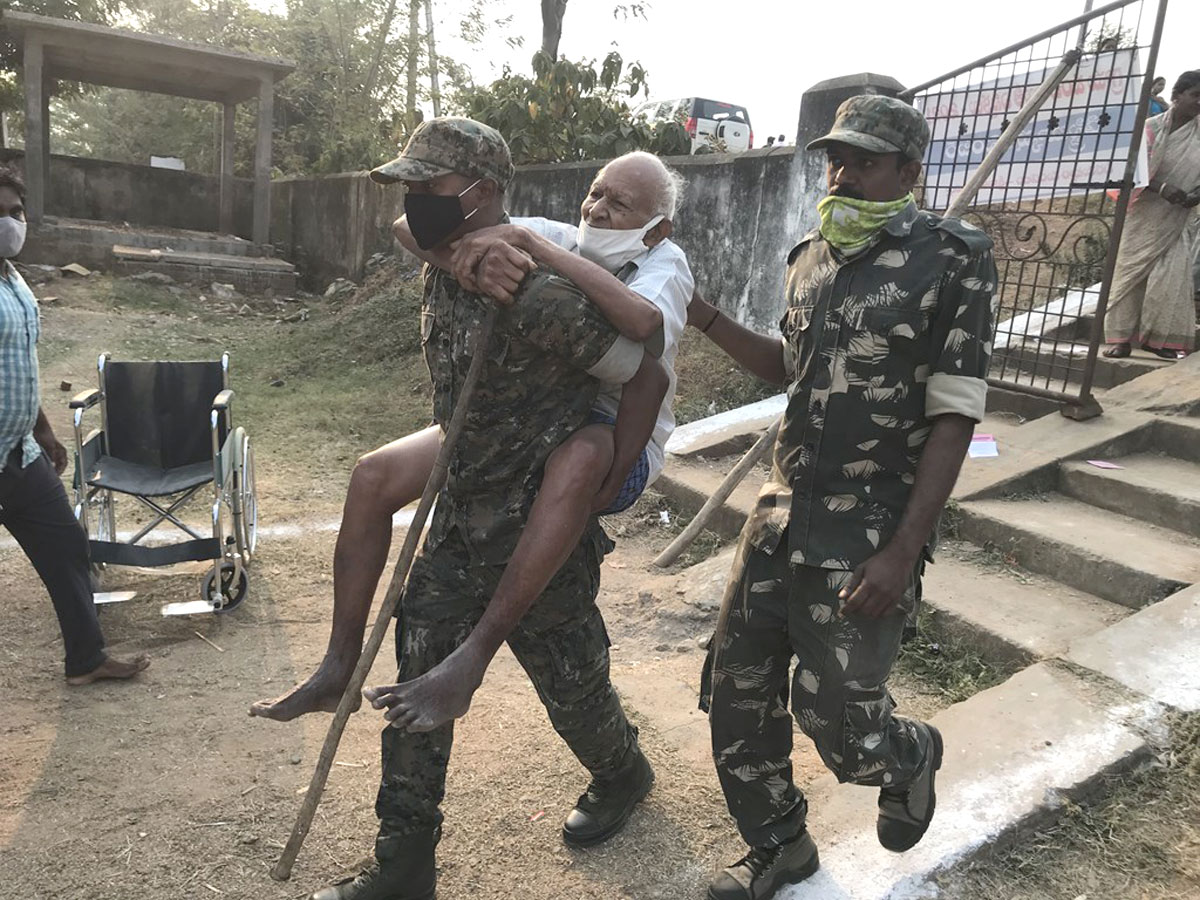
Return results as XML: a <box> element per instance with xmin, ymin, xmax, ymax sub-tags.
<box><xmin>252</xmin><ymin>78</ymin><xmax>274</xmax><ymax>246</ymax></box>
<box><xmin>22</xmin><ymin>38</ymin><xmax>45</xmax><ymax>225</ymax></box>
<box><xmin>40</xmin><ymin>75</ymin><xmax>51</xmax><ymax>195</ymax></box>
<box><xmin>790</xmin><ymin>73</ymin><xmax>906</xmax><ymax>235</ymax></box>
<box><xmin>220</xmin><ymin>101</ymin><xmax>236</xmax><ymax>234</ymax></box>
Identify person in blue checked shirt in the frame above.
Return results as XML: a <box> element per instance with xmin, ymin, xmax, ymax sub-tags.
<box><xmin>0</xmin><ymin>167</ymin><xmax>149</xmax><ymax>685</ymax></box>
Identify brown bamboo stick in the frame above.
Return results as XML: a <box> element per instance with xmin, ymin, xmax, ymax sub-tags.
<box><xmin>271</xmin><ymin>308</ymin><xmax>497</xmax><ymax>881</ymax></box>
<box><xmin>652</xmin><ymin>417</ymin><xmax>780</xmax><ymax>568</ymax></box>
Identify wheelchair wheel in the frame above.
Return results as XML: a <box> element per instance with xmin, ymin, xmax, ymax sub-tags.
<box><xmin>80</xmin><ymin>490</ymin><xmax>115</xmax><ymax>584</ymax></box>
<box><xmin>203</xmin><ymin>561</ymin><xmax>249</xmax><ymax>613</ymax></box>
<box><xmin>237</xmin><ymin>433</ymin><xmax>258</xmax><ymax>562</ymax></box>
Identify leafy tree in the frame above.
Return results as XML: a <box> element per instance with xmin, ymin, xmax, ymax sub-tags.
<box><xmin>454</xmin><ymin>50</ymin><xmax>688</xmax><ymax>164</ymax></box>
<box><xmin>0</xmin><ymin>0</ymin><xmax>124</xmax><ymax>114</ymax></box>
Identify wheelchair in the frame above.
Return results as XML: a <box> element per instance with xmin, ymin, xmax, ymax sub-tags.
<box><xmin>69</xmin><ymin>352</ymin><xmax>257</xmax><ymax>615</ymax></box>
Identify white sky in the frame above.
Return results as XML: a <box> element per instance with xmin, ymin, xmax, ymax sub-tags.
<box><xmin>423</xmin><ymin>0</ymin><xmax>1198</xmax><ymax>142</ymax></box>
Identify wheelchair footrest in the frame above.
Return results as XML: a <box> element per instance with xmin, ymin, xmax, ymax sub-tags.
<box><xmin>90</xmin><ymin>538</ymin><xmax>222</xmax><ymax>567</ymax></box>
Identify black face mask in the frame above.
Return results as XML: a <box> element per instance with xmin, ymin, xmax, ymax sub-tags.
<box><xmin>404</xmin><ymin>179</ymin><xmax>481</xmax><ymax>250</ymax></box>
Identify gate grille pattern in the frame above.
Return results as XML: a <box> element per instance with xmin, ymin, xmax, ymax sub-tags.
<box><xmin>905</xmin><ymin>0</ymin><xmax>1165</xmax><ymax>407</ymax></box>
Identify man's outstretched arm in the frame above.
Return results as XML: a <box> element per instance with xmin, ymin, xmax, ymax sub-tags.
<box><xmin>687</xmin><ymin>288</ymin><xmax>788</xmax><ymax>385</ymax></box>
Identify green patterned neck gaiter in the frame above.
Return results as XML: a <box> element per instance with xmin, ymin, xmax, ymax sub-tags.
<box><xmin>817</xmin><ymin>193</ymin><xmax>914</xmax><ymax>256</ymax></box>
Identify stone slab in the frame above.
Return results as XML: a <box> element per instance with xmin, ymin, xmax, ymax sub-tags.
<box><xmin>1106</xmin><ymin>346</ymin><xmax>1200</xmax><ymax>416</ymax></box>
<box><xmin>1067</xmin><ymin>584</ymin><xmax>1200</xmax><ymax>712</ymax></box>
<box><xmin>664</xmin><ymin>393</ymin><xmax>786</xmax><ymax>459</ymax></box>
<box><xmin>779</xmin><ymin>663</ymin><xmax>1155</xmax><ymax>900</ymax></box>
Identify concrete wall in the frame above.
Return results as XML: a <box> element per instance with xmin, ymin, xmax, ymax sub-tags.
<box><xmin>270</xmin><ymin>149</ymin><xmax>807</xmax><ymax>327</ymax></box>
<box><xmin>0</xmin><ymin>148</ymin><xmax>255</xmax><ymax>237</ymax></box>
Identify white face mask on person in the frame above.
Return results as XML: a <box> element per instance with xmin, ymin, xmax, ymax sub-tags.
<box><xmin>576</xmin><ymin>214</ymin><xmax>664</xmax><ymax>272</ymax></box>
<box><xmin>0</xmin><ymin>217</ymin><xmax>26</xmax><ymax>259</ymax></box>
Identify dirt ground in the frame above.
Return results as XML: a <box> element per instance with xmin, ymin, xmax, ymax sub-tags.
<box><xmin>3</xmin><ymin>271</ymin><xmax>1189</xmax><ymax>900</ymax></box>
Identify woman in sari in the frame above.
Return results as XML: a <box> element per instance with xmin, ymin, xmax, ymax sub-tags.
<box><xmin>1104</xmin><ymin>70</ymin><xmax>1200</xmax><ymax>360</ymax></box>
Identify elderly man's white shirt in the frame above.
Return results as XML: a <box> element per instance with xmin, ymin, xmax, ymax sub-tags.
<box><xmin>514</xmin><ymin>216</ymin><xmax>693</xmax><ymax>484</ymax></box>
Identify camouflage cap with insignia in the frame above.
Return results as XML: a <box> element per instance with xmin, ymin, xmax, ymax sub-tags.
<box><xmin>806</xmin><ymin>95</ymin><xmax>931</xmax><ymax>161</ymax></box>
<box><xmin>370</xmin><ymin>116</ymin><xmax>515</xmax><ymax>188</ymax></box>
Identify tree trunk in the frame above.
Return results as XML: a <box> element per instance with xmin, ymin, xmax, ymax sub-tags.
<box><xmin>540</xmin><ymin>0</ymin><xmax>567</xmax><ymax>61</ymax></box>
<box><xmin>424</xmin><ymin>0</ymin><xmax>441</xmax><ymax>117</ymax></box>
<box><xmin>364</xmin><ymin>0</ymin><xmax>400</xmax><ymax>100</ymax></box>
<box><xmin>406</xmin><ymin>0</ymin><xmax>421</xmax><ymax>131</ymax></box>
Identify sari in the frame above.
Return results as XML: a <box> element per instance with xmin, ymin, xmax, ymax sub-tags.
<box><xmin>1104</xmin><ymin>109</ymin><xmax>1200</xmax><ymax>353</ymax></box>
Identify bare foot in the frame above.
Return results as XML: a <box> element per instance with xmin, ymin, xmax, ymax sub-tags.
<box><xmin>364</xmin><ymin>646</ymin><xmax>485</xmax><ymax>733</ymax></box>
<box><xmin>249</xmin><ymin>667</ymin><xmax>358</xmax><ymax>721</ymax></box>
<box><xmin>1103</xmin><ymin>342</ymin><xmax>1131</xmax><ymax>358</ymax></box>
<box><xmin>66</xmin><ymin>653</ymin><xmax>150</xmax><ymax>686</ymax></box>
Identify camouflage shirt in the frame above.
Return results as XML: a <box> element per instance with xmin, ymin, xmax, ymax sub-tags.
<box><xmin>748</xmin><ymin>201</ymin><xmax>997</xmax><ymax>570</ymax></box>
<box><xmin>421</xmin><ymin>248</ymin><xmax>644</xmax><ymax>566</ymax></box>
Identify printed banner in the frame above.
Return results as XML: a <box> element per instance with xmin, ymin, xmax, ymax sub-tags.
<box><xmin>916</xmin><ymin>49</ymin><xmax>1150</xmax><ymax>210</ymax></box>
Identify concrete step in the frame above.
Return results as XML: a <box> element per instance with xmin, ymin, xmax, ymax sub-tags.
<box><xmin>1045</xmin><ymin>311</ymin><xmax>1200</xmax><ymax>347</ymax></box>
<box><xmin>921</xmin><ymin>542</ymin><xmax>1129</xmax><ymax>667</ymax></box>
<box><xmin>654</xmin><ymin>456</ymin><xmax>760</xmax><ymax>542</ymax></box>
<box><xmin>1067</xmin><ymin>583</ymin><xmax>1200</xmax><ymax>712</ymax></box>
<box><xmin>1059</xmin><ymin>454</ymin><xmax>1200</xmax><ymax>538</ymax></box>
<box><xmin>780</xmin><ymin>661</ymin><xmax>1158</xmax><ymax>899</ymax></box>
<box><xmin>112</xmin><ymin>245</ymin><xmax>296</xmax><ymax>294</ymax></box>
<box><xmin>991</xmin><ymin>342</ymin><xmax>1171</xmax><ymax>391</ymax></box>
<box><xmin>1153</xmin><ymin>417</ymin><xmax>1200</xmax><ymax>464</ymax></box>
<box><xmin>44</xmin><ymin>216</ymin><xmax>261</xmax><ymax>257</ymax></box>
<box><xmin>957</xmin><ymin>494</ymin><xmax>1200</xmax><ymax>608</ymax></box>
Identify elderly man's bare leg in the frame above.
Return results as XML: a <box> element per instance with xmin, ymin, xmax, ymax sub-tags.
<box><xmin>366</xmin><ymin>424</ymin><xmax>614</xmax><ymax>732</ymax></box>
<box><xmin>250</xmin><ymin>426</ymin><xmax>441</xmax><ymax>721</ymax></box>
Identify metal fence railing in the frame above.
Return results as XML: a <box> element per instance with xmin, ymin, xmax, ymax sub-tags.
<box><xmin>903</xmin><ymin>0</ymin><xmax>1169</xmax><ymax>417</ymax></box>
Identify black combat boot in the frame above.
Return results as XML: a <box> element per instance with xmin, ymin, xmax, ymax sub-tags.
<box><xmin>310</xmin><ymin>827</ymin><xmax>438</xmax><ymax>900</ymax></box>
<box><xmin>877</xmin><ymin>722</ymin><xmax>944</xmax><ymax>852</ymax></box>
<box><xmin>561</xmin><ymin>750</ymin><xmax>654</xmax><ymax>847</ymax></box>
<box><xmin>707</xmin><ymin>830</ymin><xmax>820</xmax><ymax>900</ymax></box>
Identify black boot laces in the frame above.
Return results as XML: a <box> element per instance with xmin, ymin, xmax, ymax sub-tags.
<box><xmin>736</xmin><ymin>843</ymin><xmax>784</xmax><ymax>879</ymax></box>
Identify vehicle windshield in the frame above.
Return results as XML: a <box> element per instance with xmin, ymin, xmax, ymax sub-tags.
<box><xmin>695</xmin><ymin>99</ymin><xmax>750</xmax><ymax>124</ymax></box>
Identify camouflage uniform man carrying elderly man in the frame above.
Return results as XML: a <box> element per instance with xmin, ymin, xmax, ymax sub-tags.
<box><xmin>306</xmin><ymin>117</ymin><xmax>692</xmax><ymax>900</ymax></box>
<box><xmin>303</xmin><ymin>94</ymin><xmax>994</xmax><ymax>900</ymax></box>
<box><xmin>688</xmin><ymin>94</ymin><xmax>997</xmax><ymax>900</ymax></box>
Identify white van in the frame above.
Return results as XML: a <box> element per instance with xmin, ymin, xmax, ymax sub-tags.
<box><xmin>634</xmin><ymin>97</ymin><xmax>753</xmax><ymax>154</ymax></box>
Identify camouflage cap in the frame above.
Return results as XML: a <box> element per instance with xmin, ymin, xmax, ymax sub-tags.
<box><xmin>370</xmin><ymin>116</ymin><xmax>515</xmax><ymax>188</ymax></box>
<box><xmin>806</xmin><ymin>95</ymin><xmax>931</xmax><ymax>161</ymax></box>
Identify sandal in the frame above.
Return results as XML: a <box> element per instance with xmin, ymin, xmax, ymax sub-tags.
<box><xmin>1103</xmin><ymin>343</ymin><xmax>1131</xmax><ymax>358</ymax></box>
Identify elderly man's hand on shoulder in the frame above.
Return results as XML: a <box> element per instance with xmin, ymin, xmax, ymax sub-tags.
<box><xmin>450</xmin><ymin>225</ymin><xmax>537</xmax><ymax>302</ymax></box>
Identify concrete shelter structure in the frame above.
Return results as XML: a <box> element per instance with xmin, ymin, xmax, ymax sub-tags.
<box><xmin>1</xmin><ymin>11</ymin><xmax>294</xmax><ymax>244</ymax></box>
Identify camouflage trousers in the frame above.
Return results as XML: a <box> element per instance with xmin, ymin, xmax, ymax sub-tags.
<box><xmin>374</xmin><ymin>527</ymin><xmax>638</xmax><ymax>859</ymax></box>
<box><xmin>704</xmin><ymin>532</ymin><xmax>930</xmax><ymax>848</ymax></box>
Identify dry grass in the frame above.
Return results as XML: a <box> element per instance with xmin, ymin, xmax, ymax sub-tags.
<box><xmin>672</xmin><ymin>328</ymin><xmax>778</xmax><ymax>425</ymax></box>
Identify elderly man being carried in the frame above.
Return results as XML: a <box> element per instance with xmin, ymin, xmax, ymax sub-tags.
<box><xmin>251</xmin><ymin>149</ymin><xmax>693</xmax><ymax>736</ymax></box>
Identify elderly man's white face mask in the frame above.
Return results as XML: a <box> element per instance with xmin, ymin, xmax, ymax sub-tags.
<box><xmin>576</xmin><ymin>214</ymin><xmax>664</xmax><ymax>273</ymax></box>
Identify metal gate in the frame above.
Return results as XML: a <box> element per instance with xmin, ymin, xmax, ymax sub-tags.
<box><xmin>902</xmin><ymin>0</ymin><xmax>1169</xmax><ymax>417</ymax></box>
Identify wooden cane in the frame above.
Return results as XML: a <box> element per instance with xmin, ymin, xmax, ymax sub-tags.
<box><xmin>652</xmin><ymin>417</ymin><xmax>781</xmax><ymax>568</ymax></box>
<box><xmin>271</xmin><ymin>308</ymin><xmax>498</xmax><ymax>882</ymax></box>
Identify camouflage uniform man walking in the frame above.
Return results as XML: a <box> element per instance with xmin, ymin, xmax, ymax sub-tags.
<box><xmin>688</xmin><ymin>96</ymin><xmax>996</xmax><ymax>899</ymax></box>
<box><xmin>311</xmin><ymin>118</ymin><xmax>664</xmax><ymax>900</ymax></box>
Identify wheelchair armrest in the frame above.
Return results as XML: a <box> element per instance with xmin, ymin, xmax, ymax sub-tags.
<box><xmin>212</xmin><ymin>389</ymin><xmax>235</xmax><ymax>412</ymax></box>
<box><xmin>69</xmin><ymin>388</ymin><xmax>101</xmax><ymax>410</ymax></box>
